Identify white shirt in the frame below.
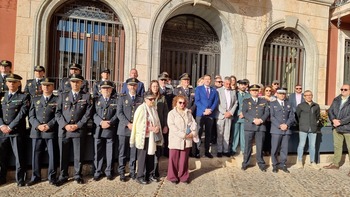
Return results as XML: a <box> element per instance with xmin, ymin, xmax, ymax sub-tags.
<box><xmin>224</xmin><ymin>88</ymin><xmax>231</xmax><ymax>110</ymax></box>
<box><xmin>296</xmin><ymin>93</ymin><xmax>302</xmax><ymax>105</ymax></box>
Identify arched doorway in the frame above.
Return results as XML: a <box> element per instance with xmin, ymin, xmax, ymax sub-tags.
<box><xmin>160</xmin><ymin>14</ymin><xmax>220</xmax><ymax>86</ymax></box>
<box><xmin>261</xmin><ymin>29</ymin><xmax>305</xmax><ymax>93</ymax></box>
<box><xmin>48</xmin><ymin>0</ymin><xmax>125</xmax><ymax>91</ymax></box>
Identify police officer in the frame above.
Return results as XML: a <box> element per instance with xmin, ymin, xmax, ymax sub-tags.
<box><xmin>117</xmin><ymin>78</ymin><xmax>142</xmax><ymax>182</ymax></box>
<box><xmin>27</xmin><ymin>78</ymin><xmax>58</xmax><ymax>186</ymax></box>
<box><xmin>158</xmin><ymin>72</ymin><xmax>173</xmax><ymax>109</ymax></box>
<box><xmin>92</xmin><ymin>68</ymin><xmax>116</xmax><ymax>98</ymax></box>
<box><xmin>24</xmin><ymin>65</ymin><xmax>46</xmax><ymax>97</ymax></box>
<box><xmin>270</xmin><ymin>88</ymin><xmax>295</xmax><ymax>173</ymax></box>
<box><xmin>0</xmin><ymin>60</ymin><xmax>12</xmax><ymax>93</ymax></box>
<box><xmin>0</xmin><ymin>74</ymin><xmax>30</xmax><ymax>187</ymax></box>
<box><xmin>93</xmin><ymin>81</ymin><xmax>119</xmax><ymax>181</ymax></box>
<box><xmin>241</xmin><ymin>84</ymin><xmax>269</xmax><ymax>172</ymax></box>
<box><xmin>58</xmin><ymin>63</ymin><xmax>89</xmax><ymax>93</ymax></box>
<box><xmin>55</xmin><ymin>74</ymin><xmax>93</xmax><ymax>186</ymax></box>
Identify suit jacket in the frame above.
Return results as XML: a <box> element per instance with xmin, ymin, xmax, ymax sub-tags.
<box><xmin>93</xmin><ymin>95</ymin><xmax>119</xmax><ymax>138</ymax></box>
<box><xmin>234</xmin><ymin>91</ymin><xmax>251</xmax><ymax>123</ymax></box>
<box><xmin>174</xmin><ymin>85</ymin><xmax>195</xmax><ymax>112</ymax></box>
<box><xmin>121</xmin><ymin>81</ymin><xmax>145</xmax><ymax>97</ymax></box>
<box><xmin>24</xmin><ymin>78</ymin><xmax>44</xmax><ymax>97</ymax></box>
<box><xmin>0</xmin><ymin>91</ymin><xmax>30</xmax><ymax>137</ymax></box>
<box><xmin>58</xmin><ymin>77</ymin><xmax>89</xmax><ymax>93</ymax></box>
<box><xmin>117</xmin><ymin>94</ymin><xmax>142</xmax><ymax>136</ymax></box>
<box><xmin>156</xmin><ymin>95</ymin><xmax>169</xmax><ymax>128</ymax></box>
<box><xmin>29</xmin><ymin>94</ymin><xmax>58</xmax><ymax>138</ymax></box>
<box><xmin>195</xmin><ymin>85</ymin><xmax>218</xmax><ymax>117</ymax></box>
<box><xmin>214</xmin><ymin>87</ymin><xmax>238</xmax><ymax>120</ymax></box>
<box><xmin>242</xmin><ymin>97</ymin><xmax>269</xmax><ymax>131</ymax></box>
<box><xmin>55</xmin><ymin>91</ymin><xmax>93</xmax><ymax>138</ymax></box>
<box><xmin>92</xmin><ymin>80</ymin><xmax>117</xmax><ymax>98</ymax></box>
<box><xmin>0</xmin><ymin>74</ymin><xmax>8</xmax><ymax>93</ymax></box>
<box><xmin>270</xmin><ymin>100</ymin><xmax>295</xmax><ymax>135</ymax></box>
<box><xmin>288</xmin><ymin>93</ymin><xmax>304</xmax><ymax>112</ymax></box>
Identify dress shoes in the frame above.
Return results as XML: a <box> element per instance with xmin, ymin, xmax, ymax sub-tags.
<box><xmin>259</xmin><ymin>167</ymin><xmax>267</xmax><ymax>172</ymax></box>
<box><xmin>170</xmin><ymin>180</ymin><xmax>179</xmax><ymax>184</ymax></box>
<box><xmin>272</xmin><ymin>166</ymin><xmax>278</xmax><ymax>173</ymax></box>
<box><xmin>120</xmin><ymin>174</ymin><xmax>126</xmax><ymax>182</ymax></box>
<box><xmin>241</xmin><ymin>165</ymin><xmax>247</xmax><ymax>171</ymax></box>
<box><xmin>129</xmin><ymin>173</ymin><xmax>136</xmax><ymax>180</ymax></box>
<box><xmin>231</xmin><ymin>151</ymin><xmax>237</xmax><ymax>156</ymax></box>
<box><xmin>136</xmin><ymin>178</ymin><xmax>148</xmax><ymax>185</ymax></box>
<box><xmin>49</xmin><ymin>179</ymin><xmax>57</xmax><ymax>185</ymax></box>
<box><xmin>17</xmin><ymin>181</ymin><xmax>25</xmax><ymax>187</ymax></box>
<box><xmin>205</xmin><ymin>152</ymin><xmax>213</xmax><ymax>158</ymax></box>
<box><xmin>149</xmin><ymin>176</ymin><xmax>160</xmax><ymax>182</ymax></box>
<box><xmin>223</xmin><ymin>152</ymin><xmax>231</xmax><ymax>157</ymax></box>
<box><xmin>26</xmin><ymin>179</ymin><xmax>41</xmax><ymax>186</ymax></box>
<box><xmin>279</xmin><ymin>166</ymin><xmax>290</xmax><ymax>173</ymax></box>
<box><xmin>106</xmin><ymin>175</ymin><xmax>114</xmax><ymax>181</ymax></box>
<box><xmin>93</xmin><ymin>175</ymin><xmax>103</xmax><ymax>181</ymax></box>
<box><xmin>75</xmin><ymin>177</ymin><xmax>85</xmax><ymax>184</ymax></box>
<box><xmin>323</xmin><ymin>163</ymin><xmax>339</xmax><ymax>169</ymax></box>
<box><xmin>217</xmin><ymin>152</ymin><xmax>223</xmax><ymax>158</ymax></box>
<box><xmin>55</xmin><ymin>179</ymin><xmax>68</xmax><ymax>187</ymax></box>
<box><xmin>0</xmin><ymin>179</ymin><xmax>6</xmax><ymax>186</ymax></box>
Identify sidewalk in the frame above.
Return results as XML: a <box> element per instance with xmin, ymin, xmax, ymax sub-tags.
<box><xmin>1</xmin><ymin>153</ymin><xmax>350</xmax><ymax>197</ymax></box>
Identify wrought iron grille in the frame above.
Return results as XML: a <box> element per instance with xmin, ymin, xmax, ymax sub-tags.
<box><xmin>160</xmin><ymin>15</ymin><xmax>220</xmax><ymax>86</ymax></box>
<box><xmin>261</xmin><ymin>30</ymin><xmax>305</xmax><ymax>94</ymax></box>
<box><xmin>48</xmin><ymin>0</ymin><xmax>125</xmax><ymax>92</ymax></box>
<box><xmin>344</xmin><ymin>39</ymin><xmax>350</xmax><ymax>84</ymax></box>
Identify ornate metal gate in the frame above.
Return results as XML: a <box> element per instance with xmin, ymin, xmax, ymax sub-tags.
<box><xmin>160</xmin><ymin>15</ymin><xmax>220</xmax><ymax>86</ymax></box>
<box><xmin>262</xmin><ymin>30</ymin><xmax>305</xmax><ymax>93</ymax></box>
<box><xmin>49</xmin><ymin>0</ymin><xmax>125</xmax><ymax>91</ymax></box>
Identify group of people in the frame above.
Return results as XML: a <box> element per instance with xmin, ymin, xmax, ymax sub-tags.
<box><xmin>1</xmin><ymin>58</ymin><xmax>350</xmax><ymax>188</ymax></box>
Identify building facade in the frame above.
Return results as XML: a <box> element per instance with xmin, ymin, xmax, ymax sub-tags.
<box><xmin>0</xmin><ymin>0</ymin><xmax>335</xmax><ymax>105</ymax></box>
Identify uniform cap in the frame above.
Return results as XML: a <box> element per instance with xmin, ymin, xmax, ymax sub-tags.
<box><xmin>41</xmin><ymin>78</ymin><xmax>55</xmax><ymax>85</ymax></box>
<box><xmin>0</xmin><ymin>60</ymin><xmax>12</xmax><ymax>67</ymax></box>
<box><xmin>5</xmin><ymin>74</ymin><xmax>22</xmax><ymax>82</ymax></box>
<box><xmin>126</xmin><ymin>78</ymin><xmax>139</xmax><ymax>85</ymax></box>
<box><xmin>101</xmin><ymin>68</ymin><xmax>110</xmax><ymax>74</ymax></box>
<box><xmin>34</xmin><ymin>65</ymin><xmax>45</xmax><ymax>72</ymax></box>
<box><xmin>158</xmin><ymin>73</ymin><xmax>169</xmax><ymax>80</ymax></box>
<box><xmin>276</xmin><ymin>88</ymin><xmax>287</xmax><ymax>94</ymax></box>
<box><xmin>100</xmin><ymin>80</ymin><xmax>114</xmax><ymax>88</ymax></box>
<box><xmin>272</xmin><ymin>80</ymin><xmax>280</xmax><ymax>84</ymax></box>
<box><xmin>237</xmin><ymin>79</ymin><xmax>249</xmax><ymax>84</ymax></box>
<box><xmin>69</xmin><ymin>63</ymin><xmax>82</xmax><ymax>70</ymax></box>
<box><xmin>179</xmin><ymin>73</ymin><xmax>190</xmax><ymax>80</ymax></box>
<box><xmin>249</xmin><ymin>84</ymin><xmax>260</xmax><ymax>91</ymax></box>
<box><xmin>69</xmin><ymin>74</ymin><xmax>84</xmax><ymax>81</ymax></box>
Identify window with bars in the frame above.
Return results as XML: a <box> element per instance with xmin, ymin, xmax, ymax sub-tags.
<box><xmin>344</xmin><ymin>39</ymin><xmax>350</xmax><ymax>84</ymax></box>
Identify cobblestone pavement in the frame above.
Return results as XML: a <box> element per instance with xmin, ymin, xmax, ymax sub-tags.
<box><xmin>1</xmin><ymin>155</ymin><xmax>350</xmax><ymax>197</ymax></box>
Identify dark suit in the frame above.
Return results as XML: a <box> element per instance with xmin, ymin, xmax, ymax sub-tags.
<box><xmin>24</xmin><ymin>78</ymin><xmax>44</xmax><ymax>97</ymax></box>
<box><xmin>58</xmin><ymin>77</ymin><xmax>89</xmax><ymax>93</ymax></box>
<box><xmin>241</xmin><ymin>97</ymin><xmax>269</xmax><ymax>169</ymax></box>
<box><xmin>194</xmin><ymin>85</ymin><xmax>219</xmax><ymax>154</ymax></box>
<box><xmin>92</xmin><ymin>80</ymin><xmax>117</xmax><ymax>98</ymax></box>
<box><xmin>117</xmin><ymin>94</ymin><xmax>142</xmax><ymax>175</ymax></box>
<box><xmin>55</xmin><ymin>91</ymin><xmax>93</xmax><ymax>180</ymax></box>
<box><xmin>288</xmin><ymin>93</ymin><xmax>305</xmax><ymax>112</ymax></box>
<box><xmin>0</xmin><ymin>91</ymin><xmax>29</xmax><ymax>183</ymax></box>
<box><xmin>28</xmin><ymin>94</ymin><xmax>58</xmax><ymax>182</ymax></box>
<box><xmin>270</xmin><ymin>100</ymin><xmax>295</xmax><ymax>168</ymax></box>
<box><xmin>93</xmin><ymin>95</ymin><xmax>119</xmax><ymax>177</ymax></box>
<box><xmin>121</xmin><ymin>82</ymin><xmax>145</xmax><ymax>97</ymax></box>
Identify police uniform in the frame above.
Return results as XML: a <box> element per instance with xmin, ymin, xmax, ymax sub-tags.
<box><xmin>93</xmin><ymin>81</ymin><xmax>119</xmax><ymax>180</ymax></box>
<box><xmin>0</xmin><ymin>60</ymin><xmax>12</xmax><ymax>93</ymax></box>
<box><xmin>241</xmin><ymin>84</ymin><xmax>270</xmax><ymax>171</ymax></box>
<box><xmin>0</xmin><ymin>74</ymin><xmax>29</xmax><ymax>186</ymax></box>
<box><xmin>24</xmin><ymin>66</ymin><xmax>46</xmax><ymax>97</ymax></box>
<box><xmin>117</xmin><ymin>78</ymin><xmax>142</xmax><ymax>181</ymax></box>
<box><xmin>270</xmin><ymin>88</ymin><xmax>295</xmax><ymax>173</ymax></box>
<box><xmin>58</xmin><ymin>63</ymin><xmax>89</xmax><ymax>93</ymax></box>
<box><xmin>28</xmin><ymin>78</ymin><xmax>58</xmax><ymax>185</ymax></box>
<box><xmin>92</xmin><ymin>69</ymin><xmax>116</xmax><ymax>98</ymax></box>
<box><xmin>55</xmin><ymin>74</ymin><xmax>93</xmax><ymax>185</ymax></box>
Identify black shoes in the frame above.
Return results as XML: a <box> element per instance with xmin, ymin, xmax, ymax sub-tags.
<box><xmin>106</xmin><ymin>175</ymin><xmax>114</xmax><ymax>181</ymax></box>
<box><xmin>129</xmin><ymin>173</ymin><xmax>136</xmax><ymax>180</ymax></box>
<box><xmin>223</xmin><ymin>152</ymin><xmax>231</xmax><ymax>157</ymax></box>
<box><xmin>279</xmin><ymin>166</ymin><xmax>290</xmax><ymax>173</ymax></box>
<box><xmin>75</xmin><ymin>177</ymin><xmax>84</xmax><ymax>184</ymax></box>
<box><xmin>55</xmin><ymin>179</ymin><xmax>68</xmax><ymax>187</ymax></box>
<box><xmin>17</xmin><ymin>181</ymin><xmax>25</xmax><ymax>187</ymax></box>
<box><xmin>0</xmin><ymin>179</ymin><xmax>6</xmax><ymax>186</ymax></box>
<box><xmin>259</xmin><ymin>167</ymin><xmax>267</xmax><ymax>172</ymax></box>
<box><xmin>93</xmin><ymin>175</ymin><xmax>103</xmax><ymax>181</ymax></box>
<box><xmin>241</xmin><ymin>166</ymin><xmax>247</xmax><ymax>171</ymax></box>
<box><xmin>205</xmin><ymin>152</ymin><xmax>213</xmax><ymax>158</ymax></box>
<box><xmin>136</xmin><ymin>178</ymin><xmax>148</xmax><ymax>185</ymax></box>
<box><xmin>217</xmin><ymin>152</ymin><xmax>223</xmax><ymax>158</ymax></box>
<box><xmin>170</xmin><ymin>180</ymin><xmax>179</xmax><ymax>184</ymax></box>
<box><xmin>149</xmin><ymin>176</ymin><xmax>160</xmax><ymax>182</ymax></box>
<box><xmin>120</xmin><ymin>174</ymin><xmax>126</xmax><ymax>182</ymax></box>
<box><xmin>272</xmin><ymin>166</ymin><xmax>278</xmax><ymax>173</ymax></box>
<box><xmin>49</xmin><ymin>179</ymin><xmax>57</xmax><ymax>185</ymax></box>
<box><xmin>26</xmin><ymin>179</ymin><xmax>41</xmax><ymax>186</ymax></box>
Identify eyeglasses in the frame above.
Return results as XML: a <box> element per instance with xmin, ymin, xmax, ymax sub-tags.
<box><xmin>304</xmin><ymin>94</ymin><xmax>312</xmax><ymax>96</ymax></box>
<box><xmin>215</xmin><ymin>81</ymin><xmax>223</xmax><ymax>83</ymax></box>
<box><xmin>265</xmin><ymin>90</ymin><xmax>272</xmax><ymax>92</ymax></box>
<box><xmin>147</xmin><ymin>98</ymin><xmax>155</xmax><ymax>101</ymax></box>
<box><xmin>178</xmin><ymin>101</ymin><xmax>186</xmax><ymax>105</ymax></box>
<box><xmin>160</xmin><ymin>79</ymin><xmax>167</xmax><ymax>81</ymax></box>
<box><xmin>341</xmin><ymin>89</ymin><xmax>349</xmax><ymax>91</ymax></box>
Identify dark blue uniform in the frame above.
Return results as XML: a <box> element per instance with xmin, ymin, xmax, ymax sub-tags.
<box><xmin>58</xmin><ymin>77</ymin><xmax>89</xmax><ymax>93</ymax></box>
<box><xmin>24</xmin><ymin>78</ymin><xmax>44</xmax><ymax>97</ymax></box>
<box><xmin>92</xmin><ymin>80</ymin><xmax>117</xmax><ymax>98</ymax></box>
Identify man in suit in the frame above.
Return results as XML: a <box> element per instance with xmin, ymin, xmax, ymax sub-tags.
<box><xmin>58</xmin><ymin>63</ymin><xmax>89</xmax><ymax>93</ymax></box>
<box><xmin>215</xmin><ymin>77</ymin><xmax>238</xmax><ymax>157</ymax></box>
<box><xmin>55</xmin><ymin>74</ymin><xmax>93</xmax><ymax>186</ymax></box>
<box><xmin>195</xmin><ymin>74</ymin><xmax>219</xmax><ymax>158</ymax></box>
<box><xmin>241</xmin><ymin>84</ymin><xmax>270</xmax><ymax>172</ymax></box>
<box><xmin>117</xmin><ymin>78</ymin><xmax>142</xmax><ymax>182</ymax></box>
<box><xmin>92</xmin><ymin>69</ymin><xmax>116</xmax><ymax>98</ymax></box>
<box><xmin>0</xmin><ymin>74</ymin><xmax>30</xmax><ymax>187</ymax></box>
<box><xmin>93</xmin><ymin>81</ymin><xmax>119</xmax><ymax>181</ymax></box>
<box><xmin>27</xmin><ymin>78</ymin><xmax>58</xmax><ymax>186</ymax></box>
<box><xmin>120</xmin><ymin>68</ymin><xmax>145</xmax><ymax>97</ymax></box>
<box><xmin>24</xmin><ymin>65</ymin><xmax>46</xmax><ymax>97</ymax></box>
<box><xmin>288</xmin><ymin>84</ymin><xmax>304</xmax><ymax>112</ymax></box>
<box><xmin>231</xmin><ymin>79</ymin><xmax>251</xmax><ymax>155</ymax></box>
<box><xmin>0</xmin><ymin>60</ymin><xmax>12</xmax><ymax>93</ymax></box>
<box><xmin>270</xmin><ymin>88</ymin><xmax>295</xmax><ymax>173</ymax></box>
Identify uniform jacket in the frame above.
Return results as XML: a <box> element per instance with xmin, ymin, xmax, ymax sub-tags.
<box><xmin>174</xmin><ymin>85</ymin><xmax>195</xmax><ymax>112</ymax></box>
<box><xmin>24</xmin><ymin>78</ymin><xmax>44</xmax><ymax>97</ymax></box>
<box><xmin>295</xmin><ymin>101</ymin><xmax>320</xmax><ymax>132</ymax></box>
<box><xmin>234</xmin><ymin>90</ymin><xmax>251</xmax><ymax>123</ymax></box>
<box><xmin>242</xmin><ymin>97</ymin><xmax>270</xmax><ymax>131</ymax></box>
<box><xmin>156</xmin><ymin>95</ymin><xmax>169</xmax><ymax>129</ymax></box>
<box><xmin>55</xmin><ymin>91</ymin><xmax>93</xmax><ymax>138</ymax></box>
<box><xmin>121</xmin><ymin>82</ymin><xmax>145</xmax><ymax>97</ymax></box>
<box><xmin>0</xmin><ymin>74</ymin><xmax>8</xmax><ymax>93</ymax></box>
<box><xmin>93</xmin><ymin>95</ymin><xmax>119</xmax><ymax>138</ymax></box>
<box><xmin>167</xmin><ymin>108</ymin><xmax>197</xmax><ymax>150</ymax></box>
<box><xmin>270</xmin><ymin>100</ymin><xmax>295</xmax><ymax>135</ymax></box>
<box><xmin>0</xmin><ymin>91</ymin><xmax>30</xmax><ymax>137</ymax></box>
<box><xmin>92</xmin><ymin>80</ymin><xmax>117</xmax><ymax>98</ymax></box>
<box><xmin>58</xmin><ymin>77</ymin><xmax>89</xmax><ymax>93</ymax></box>
<box><xmin>328</xmin><ymin>95</ymin><xmax>350</xmax><ymax>133</ymax></box>
<box><xmin>214</xmin><ymin>87</ymin><xmax>238</xmax><ymax>120</ymax></box>
<box><xmin>29</xmin><ymin>94</ymin><xmax>58</xmax><ymax>138</ymax></box>
<box><xmin>159</xmin><ymin>85</ymin><xmax>173</xmax><ymax>109</ymax></box>
<box><xmin>117</xmin><ymin>94</ymin><xmax>142</xmax><ymax>136</ymax></box>
<box><xmin>195</xmin><ymin>85</ymin><xmax>218</xmax><ymax>117</ymax></box>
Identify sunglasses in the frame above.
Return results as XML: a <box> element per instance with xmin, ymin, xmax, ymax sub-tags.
<box><xmin>265</xmin><ymin>90</ymin><xmax>272</xmax><ymax>92</ymax></box>
<box><xmin>341</xmin><ymin>89</ymin><xmax>349</xmax><ymax>91</ymax></box>
<box><xmin>147</xmin><ymin>98</ymin><xmax>155</xmax><ymax>101</ymax></box>
<box><xmin>160</xmin><ymin>79</ymin><xmax>167</xmax><ymax>81</ymax></box>
<box><xmin>178</xmin><ymin>101</ymin><xmax>186</xmax><ymax>105</ymax></box>
<box><xmin>215</xmin><ymin>81</ymin><xmax>223</xmax><ymax>83</ymax></box>
<box><xmin>295</xmin><ymin>88</ymin><xmax>302</xmax><ymax>90</ymax></box>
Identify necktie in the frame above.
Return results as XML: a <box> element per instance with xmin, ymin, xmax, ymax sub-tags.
<box><xmin>105</xmin><ymin>97</ymin><xmax>108</xmax><ymax>104</ymax></box>
<box><xmin>131</xmin><ymin>96</ymin><xmax>135</xmax><ymax>103</ymax></box>
<box><xmin>37</xmin><ymin>79</ymin><xmax>41</xmax><ymax>91</ymax></box>
<box><xmin>185</xmin><ymin>89</ymin><xmax>189</xmax><ymax>96</ymax></box>
<box><xmin>73</xmin><ymin>93</ymin><xmax>77</xmax><ymax>101</ymax></box>
<box><xmin>206</xmin><ymin>87</ymin><xmax>210</xmax><ymax>99</ymax></box>
<box><xmin>45</xmin><ymin>97</ymin><xmax>49</xmax><ymax>103</ymax></box>
<box><xmin>281</xmin><ymin>101</ymin><xmax>284</xmax><ymax>107</ymax></box>
<box><xmin>8</xmin><ymin>93</ymin><xmax>12</xmax><ymax>100</ymax></box>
